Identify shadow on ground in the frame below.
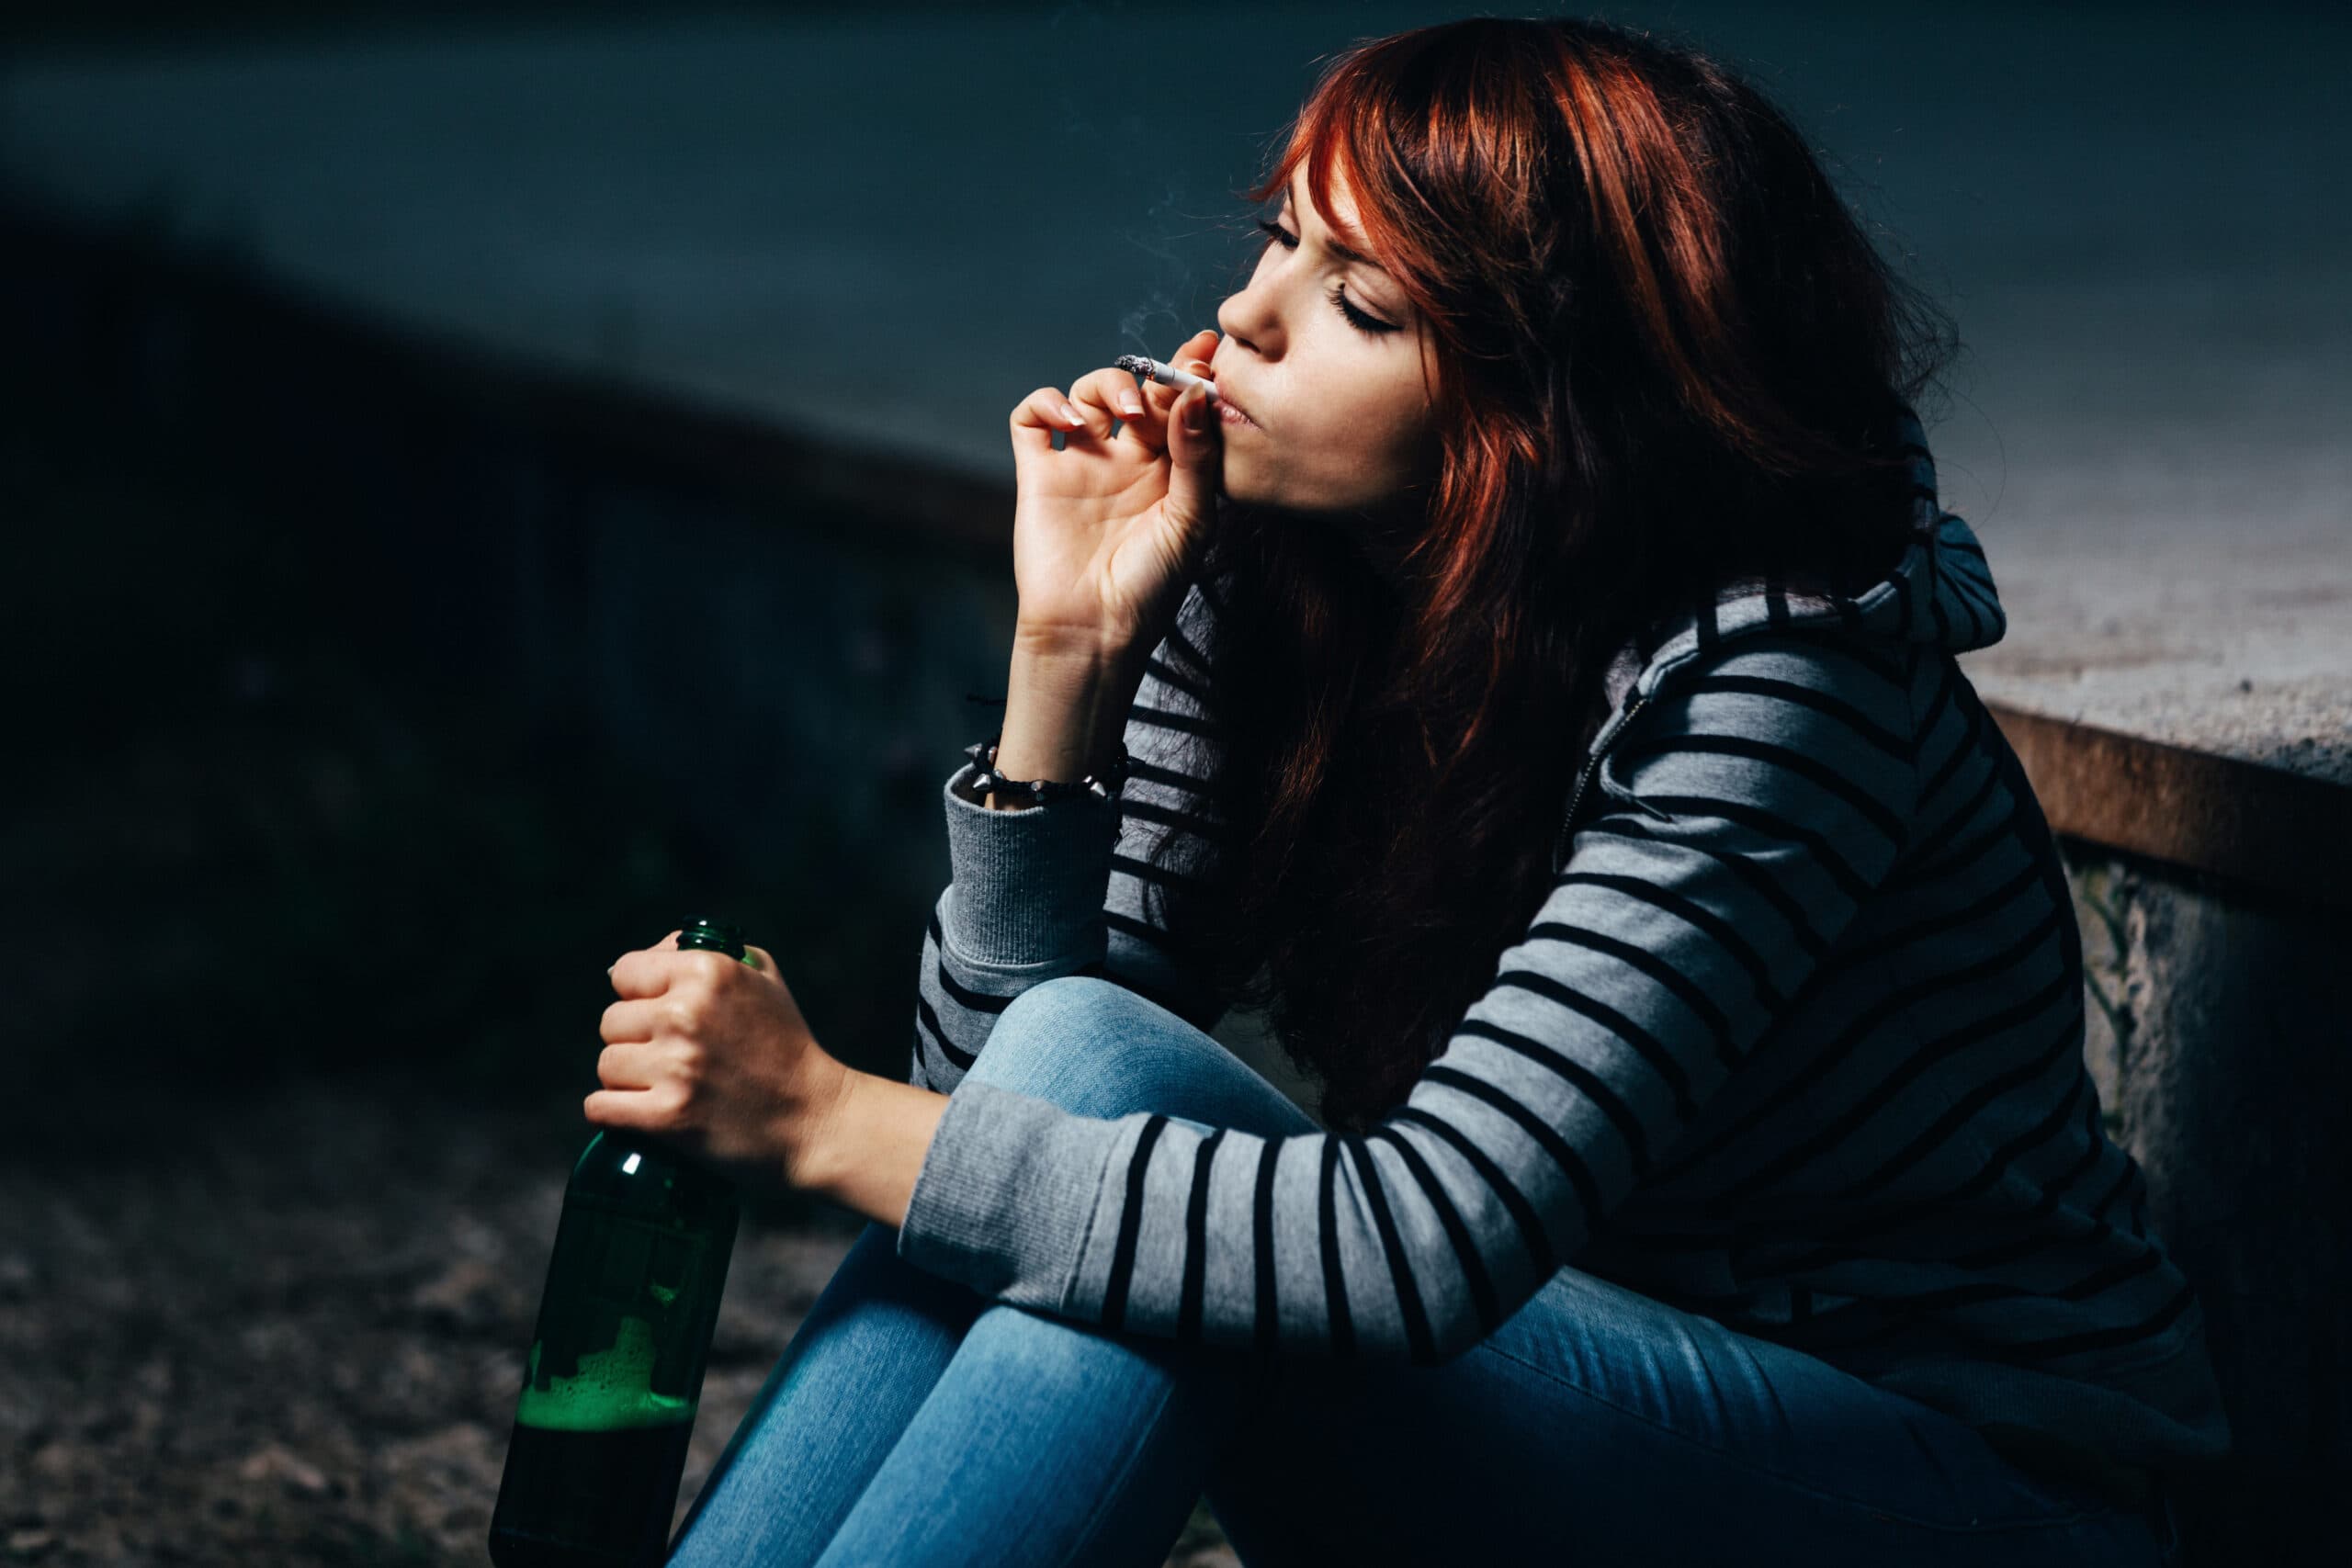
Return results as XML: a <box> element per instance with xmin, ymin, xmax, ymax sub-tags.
<box><xmin>0</xmin><ymin>1073</ymin><xmax>1241</xmax><ymax>1566</ymax></box>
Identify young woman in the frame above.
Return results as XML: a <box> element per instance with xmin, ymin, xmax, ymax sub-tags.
<box><xmin>597</xmin><ymin>17</ymin><xmax>2225</xmax><ymax>1565</ymax></box>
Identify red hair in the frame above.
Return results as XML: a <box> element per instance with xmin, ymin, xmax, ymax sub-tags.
<box><xmin>1151</xmin><ymin>17</ymin><xmax>1957</xmax><ymax>1132</ymax></box>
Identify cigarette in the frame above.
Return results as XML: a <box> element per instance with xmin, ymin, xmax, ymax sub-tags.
<box><xmin>1114</xmin><ymin>355</ymin><xmax>1222</xmax><ymax>403</ymax></box>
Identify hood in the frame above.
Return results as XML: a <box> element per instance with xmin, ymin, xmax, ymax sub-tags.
<box><xmin>1593</xmin><ymin>405</ymin><xmax>2007</xmax><ymax>730</ymax></box>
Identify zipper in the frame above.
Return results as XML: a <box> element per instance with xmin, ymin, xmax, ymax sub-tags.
<box><xmin>1552</xmin><ymin>689</ymin><xmax>1651</xmax><ymax>875</ymax></box>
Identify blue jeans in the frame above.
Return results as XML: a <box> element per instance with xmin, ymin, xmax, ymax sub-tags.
<box><xmin>666</xmin><ymin>976</ymin><xmax>2179</xmax><ymax>1567</ymax></box>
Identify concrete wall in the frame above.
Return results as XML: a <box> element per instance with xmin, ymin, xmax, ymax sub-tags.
<box><xmin>2066</xmin><ymin>841</ymin><xmax>2347</xmax><ymax>1560</ymax></box>
<box><xmin>0</xmin><ymin>191</ymin><xmax>1018</xmax><ymax>928</ymax></box>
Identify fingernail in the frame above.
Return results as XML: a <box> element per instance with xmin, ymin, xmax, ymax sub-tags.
<box><xmin>1061</xmin><ymin>401</ymin><xmax>1083</xmax><ymax>425</ymax></box>
<box><xmin>1183</xmin><ymin>393</ymin><xmax>1206</xmax><ymax>434</ymax></box>
<box><xmin>1119</xmin><ymin>395</ymin><xmax>1141</xmax><ymax>416</ymax></box>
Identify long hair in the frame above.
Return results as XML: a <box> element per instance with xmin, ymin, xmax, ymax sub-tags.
<box><xmin>1149</xmin><ymin>16</ymin><xmax>1960</xmax><ymax>1134</ymax></box>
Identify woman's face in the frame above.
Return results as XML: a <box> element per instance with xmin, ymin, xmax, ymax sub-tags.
<box><xmin>1209</xmin><ymin>162</ymin><xmax>1440</xmax><ymax>570</ymax></box>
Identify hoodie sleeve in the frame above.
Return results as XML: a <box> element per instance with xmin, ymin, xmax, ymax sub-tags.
<box><xmin>908</xmin><ymin>580</ymin><xmax>1240</xmax><ymax>1096</ymax></box>
<box><xmin>895</xmin><ymin>629</ymin><xmax>1920</xmax><ymax>1363</ymax></box>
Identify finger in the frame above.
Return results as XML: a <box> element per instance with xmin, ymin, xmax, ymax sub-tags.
<box><xmin>1164</xmin><ymin>380</ymin><xmax>1223</xmax><ymax>530</ymax></box>
<box><xmin>599</xmin><ymin>997</ymin><xmax>662</xmax><ymax>1043</ymax></box>
<box><xmin>1056</xmin><ymin>375</ymin><xmax>1125</xmax><ymax>446</ymax></box>
<box><xmin>1136</xmin><ymin>329</ymin><xmax>1221</xmax><ymax>415</ymax></box>
<box><xmin>609</xmin><ymin>948</ymin><xmax>684</xmax><ymax>999</ymax></box>
<box><xmin>1012</xmin><ymin>385</ymin><xmax>1094</xmax><ymax>457</ymax></box>
<box><xmin>1074</xmin><ymin>366</ymin><xmax>1148</xmax><ymax>417</ymax></box>
<box><xmin>1122</xmin><ymin>333</ymin><xmax>1220</xmax><ymax>459</ymax></box>
<box><xmin>1078</xmin><ymin>367</ymin><xmax>1166</xmax><ymax>455</ymax></box>
<box><xmin>583</xmin><ymin>1085</ymin><xmax>683</xmax><ymax>1132</ymax></box>
<box><xmin>1133</xmin><ymin>338</ymin><xmax>1223</xmax><ymax>456</ymax></box>
<box><xmin>596</xmin><ymin>1039</ymin><xmax>666</xmax><ymax>1090</ymax></box>
<box><xmin>1172</xmin><ymin>327</ymin><xmax>1219</xmax><ymax>367</ymax></box>
<box><xmin>1173</xmin><ymin>329</ymin><xmax>1220</xmax><ymax>387</ymax></box>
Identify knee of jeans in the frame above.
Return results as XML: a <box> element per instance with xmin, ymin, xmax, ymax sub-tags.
<box><xmin>967</xmin><ymin>974</ymin><xmax>1207</xmax><ymax>1118</ymax></box>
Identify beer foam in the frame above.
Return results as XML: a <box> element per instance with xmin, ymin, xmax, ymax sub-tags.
<box><xmin>516</xmin><ymin>1315</ymin><xmax>694</xmax><ymax>1431</ymax></box>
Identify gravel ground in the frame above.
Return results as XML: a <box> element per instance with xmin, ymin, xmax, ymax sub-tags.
<box><xmin>0</xmin><ymin>1072</ymin><xmax>1239</xmax><ymax>1567</ymax></box>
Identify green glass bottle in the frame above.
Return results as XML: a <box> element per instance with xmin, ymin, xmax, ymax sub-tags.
<box><xmin>488</xmin><ymin>917</ymin><xmax>749</xmax><ymax>1568</ymax></box>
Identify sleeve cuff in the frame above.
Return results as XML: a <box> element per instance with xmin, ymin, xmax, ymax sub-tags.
<box><xmin>941</xmin><ymin>761</ymin><xmax>1123</xmax><ymax>969</ymax></box>
<box><xmin>894</xmin><ymin>1078</ymin><xmax>1126</xmax><ymax>1314</ymax></box>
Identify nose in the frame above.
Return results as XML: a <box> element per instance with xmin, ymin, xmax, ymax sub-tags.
<box><xmin>1216</xmin><ymin>277</ymin><xmax>1277</xmax><ymax>361</ymax></box>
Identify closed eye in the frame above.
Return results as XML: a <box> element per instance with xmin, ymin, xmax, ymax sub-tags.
<box><xmin>1255</xmin><ymin>219</ymin><xmax>1399</xmax><ymax>336</ymax></box>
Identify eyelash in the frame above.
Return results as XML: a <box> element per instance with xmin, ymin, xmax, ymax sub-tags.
<box><xmin>1254</xmin><ymin>218</ymin><xmax>1397</xmax><ymax>335</ymax></box>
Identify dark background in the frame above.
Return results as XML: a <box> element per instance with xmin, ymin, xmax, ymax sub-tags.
<box><xmin>0</xmin><ymin>5</ymin><xmax>2339</xmax><ymax>1565</ymax></box>
<box><xmin>6</xmin><ymin>0</ymin><xmax>2343</xmax><ymax>1124</ymax></box>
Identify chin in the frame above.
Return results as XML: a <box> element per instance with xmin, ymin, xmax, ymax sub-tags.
<box><xmin>1216</xmin><ymin>465</ymin><xmax>1275</xmax><ymax>511</ymax></box>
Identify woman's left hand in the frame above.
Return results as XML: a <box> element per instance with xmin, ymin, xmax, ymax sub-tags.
<box><xmin>587</xmin><ymin>930</ymin><xmax>853</xmax><ymax>1201</ymax></box>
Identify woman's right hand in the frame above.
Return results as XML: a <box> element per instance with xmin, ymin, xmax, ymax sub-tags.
<box><xmin>1007</xmin><ymin>327</ymin><xmax>1225</xmax><ymax>671</ymax></box>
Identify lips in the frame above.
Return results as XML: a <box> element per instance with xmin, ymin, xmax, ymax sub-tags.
<box><xmin>1207</xmin><ymin>378</ymin><xmax>1259</xmax><ymax>427</ymax></box>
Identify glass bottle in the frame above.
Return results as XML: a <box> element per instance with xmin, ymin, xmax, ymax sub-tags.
<box><xmin>488</xmin><ymin>917</ymin><xmax>748</xmax><ymax>1568</ymax></box>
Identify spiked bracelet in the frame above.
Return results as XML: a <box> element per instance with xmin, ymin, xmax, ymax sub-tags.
<box><xmin>962</xmin><ymin>730</ymin><xmax>1132</xmax><ymax>805</ymax></box>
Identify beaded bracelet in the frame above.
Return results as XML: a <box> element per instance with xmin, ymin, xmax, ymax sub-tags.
<box><xmin>962</xmin><ymin>730</ymin><xmax>1133</xmax><ymax>804</ymax></box>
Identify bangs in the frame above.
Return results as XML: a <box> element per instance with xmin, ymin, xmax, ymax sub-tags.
<box><xmin>1246</xmin><ymin>68</ymin><xmax>1411</xmax><ymax>286</ymax></box>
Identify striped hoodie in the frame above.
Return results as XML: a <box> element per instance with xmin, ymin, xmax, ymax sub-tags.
<box><xmin>897</xmin><ymin>412</ymin><xmax>2232</xmax><ymax>1490</ymax></box>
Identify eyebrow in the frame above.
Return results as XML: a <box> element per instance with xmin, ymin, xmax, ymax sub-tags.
<box><xmin>1283</xmin><ymin>172</ymin><xmax>1386</xmax><ymax>274</ymax></box>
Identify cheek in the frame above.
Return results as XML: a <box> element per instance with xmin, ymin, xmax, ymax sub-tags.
<box><xmin>1326</xmin><ymin>393</ymin><xmax>1428</xmax><ymax>479</ymax></box>
<box><xmin>1295</xmin><ymin>385</ymin><xmax>1403</xmax><ymax>455</ymax></box>
<box><xmin>1269</xmin><ymin>406</ymin><xmax>1420</xmax><ymax>505</ymax></box>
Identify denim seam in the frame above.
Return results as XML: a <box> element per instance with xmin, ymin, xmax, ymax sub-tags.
<box><xmin>1471</xmin><ymin>1337</ymin><xmax>2123</xmax><ymax>1536</ymax></box>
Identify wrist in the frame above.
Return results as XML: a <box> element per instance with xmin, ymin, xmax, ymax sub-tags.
<box><xmin>786</xmin><ymin>1054</ymin><xmax>862</xmax><ymax>1193</ymax></box>
<box><xmin>1011</xmin><ymin>622</ymin><xmax>1137</xmax><ymax>676</ymax></box>
<box><xmin>1005</xmin><ymin>643</ymin><xmax>1140</xmax><ymax>728</ymax></box>
<box><xmin>989</xmin><ymin>647</ymin><xmax>1140</xmax><ymax>803</ymax></box>
<box><xmin>968</xmin><ymin>729</ymin><xmax>1131</xmax><ymax>814</ymax></box>
<box><xmin>806</xmin><ymin>1067</ymin><xmax>951</xmax><ymax>1230</ymax></box>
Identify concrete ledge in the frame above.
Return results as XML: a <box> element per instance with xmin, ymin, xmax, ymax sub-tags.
<box><xmin>0</xmin><ymin>184</ymin><xmax>1012</xmax><ymax>564</ymax></box>
<box><xmin>1991</xmin><ymin>705</ymin><xmax>2352</xmax><ymax>915</ymax></box>
<box><xmin>434</xmin><ymin>330</ymin><xmax>1013</xmax><ymax>563</ymax></box>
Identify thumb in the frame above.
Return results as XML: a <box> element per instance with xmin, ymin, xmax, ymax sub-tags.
<box><xmin>1164</xmin><ymin>381</ymin><xmax>1223</xmax><ymax>532</ymax></box>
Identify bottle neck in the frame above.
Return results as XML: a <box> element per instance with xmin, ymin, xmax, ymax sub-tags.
<box><xmin>676</xmin><ymin>919</ymin><xmax>746</xmax><ymax>961</ymax></box>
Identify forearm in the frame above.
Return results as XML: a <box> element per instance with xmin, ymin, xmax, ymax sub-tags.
<box><xmin>984</xmin><ymin>642</ymin><xmax>1139</xmax><ymax>811</ymax></box>
<box><xmin>874</xmin><ymin>647</ymin><xmax>1127</xmax><ymax>1199</ymax></box>
<box><xmin>808</xmin><ymin>1068</ymin><xmax>953</xmax><ymax>1229</ymax></box>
